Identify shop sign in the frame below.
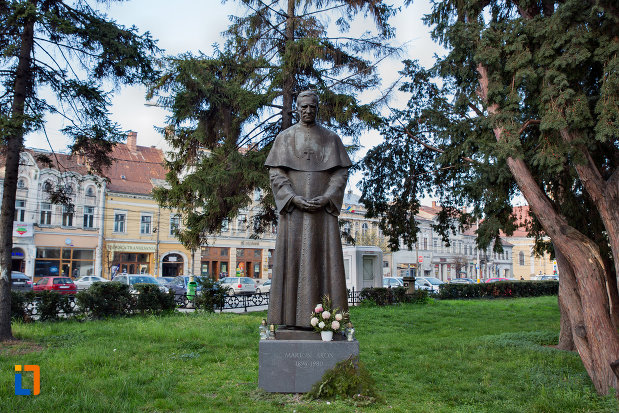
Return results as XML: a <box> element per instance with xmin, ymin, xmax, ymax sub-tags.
<box><xmin>106</xmin><ymin>243</ymin><xmax>156</xmax><ymax>252</ymax></box>
<box><xmin>13</xmin><ymin>223</ymin><xmax>33</xmax><ymax>237</ymax></box>
<box><xmin>418</xmin><ymin>256</ymin><xmax>423</xmax><ymax>263</ymax></box>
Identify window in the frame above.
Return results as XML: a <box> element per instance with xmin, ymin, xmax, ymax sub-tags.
<box><xmin>83</xmin><ymin>206</ymin><xmax>94</xmax><ymax>228</ymax></box>
<box><xmin>40</xmin><ymin>202</ymin><xmax>52</xmax><ymax>225</ymax></box>
<box><xmin>237</xmin><ymin>214</ymin><xmax>247</xmax><ymax>231</ymax></box>
<box><xmin>62</xmin><ymin>205</ymin><xmax>74</xmax><ymax>227</ymax></box>
<box><xmin>114</xmin><ymin>213</ymin><xmax>126</xmax><ymax>233</ymax></box>
<box><xmin>170</xmin><ymin>214</ymin><xmax>180</xmax><ymax>235</ymax></box>
<box><xmin>140</xmin><ymin>215</ymin><xmax>152</xmax><ymax>234</ymax></box>
<box><xmin>43</xmin><ymin>181</ymin><xmax>53</xmax><ymax>192</ymax></box>
<box><xmin>15</xmin><ymin>199</ymin><xmax>26</xmax><ymax>222</ymax></box>
<box><xmin>253</xmin><ymin>188</ymin><xmax>261</xmax><ymax>201</ymax></box>
<box><xmin>423</xmin><ymin>237</ymin><xmax>428</xmax><ymax>250</ymax></box>
<box><xmin>519</xmin><ymin>251</ymin><xmax>525</xmax><ymax>266</ymax></box>
<box><xmin>17</xmin><ymin>178</ymin><xmax>26</xmax><ymax>189</ymax></box>
<box><xmin>361</xmin><ymin>222</ymin><xmax>368</xmax><ymax>233</ymax></box>
<box><xmin>221</xmin><ymin>219</ymin><xmax>229</xmax><ymax>232</ymax></box>
<box><xmin>85</xmin><ymin>186</ymin><xmax>95</xmax><ymax>197</ymax></box>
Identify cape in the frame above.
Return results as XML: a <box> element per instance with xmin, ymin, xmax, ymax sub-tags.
<box><xmin>265</xmin><ymin>123</ymin><xmax>352</xmax><ymax>172</ymax></box>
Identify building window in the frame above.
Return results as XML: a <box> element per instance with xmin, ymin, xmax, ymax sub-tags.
<box><xmin>361</xmin><ymin>222</ymin><xmax>368</xmax><ymax>233</ymax></box>
<box><xmin>62</xmin><ymin>205</ymin><xmax>74</xmax><ymax>227</ymax></box>
<box><xmin>237</xmin><ymin>214</ymin><xmax>247</xmax><ymax>231</ymax></box>
<box><xmin>40</xmin><ymin>202</ymin><xmax>52</xmax><ymax>225</ymax></box>
<box><xmin>35</xmin><ymin>247</ymin><xmax>94</xmax><ymax>278</ymax></box>
<box><xmin>423</xmin><ymin>237</ymin><xmax>428</xmax><ymax>250</ymax></box>
<box><xmin>17</xmin><ymin>178</ymin><xmax>26</xmax><ymax>189</ymax></box>
<box><xmin>140</xmin><ymin>215</ymin><xmax>152</xmax><ymax>234</ymax></box>
<box><xmin>519</xmin><ymin>251</ymin><xmax>525</xmax><ymax>266</ymax></box>
<box><xmin>114</xmin><ymin>213</ymin><xmax>126</xmax><ymax>233</ymax></box>
<box><xmin>85</xmin><ymin>186</ymin><xmax>95</xmax><ymax>197</ymax></box>
<box><xmin>15</xmin><ymin>199</ymin><xmax>26</xmax><ymax>222</ymax></box>
<box><xmin>170</xmin><ymin>214</ymin><xmax>180</xmax><ymax>235</ymax></box>
<box><xmin>221</xmin><ymin>218</ymin><xmax>229</xmax><ymax>232</ymax></box>
<box><xmin>83</xmin><ymin>206</ymin><xmax>94</xmax><ymax>228</ymax></box>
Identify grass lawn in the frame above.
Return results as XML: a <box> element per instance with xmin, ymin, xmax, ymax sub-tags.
<box><xmin>1</xmin><ymin>296</ymin><xmax>617</xmax><ymax>412</ymax></box>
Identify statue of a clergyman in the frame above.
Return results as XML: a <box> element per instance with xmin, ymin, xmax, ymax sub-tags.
<box><xmin>265</xmin><ymin>90</ymin><xmax>351</xmax><ymax>329</ymax></box>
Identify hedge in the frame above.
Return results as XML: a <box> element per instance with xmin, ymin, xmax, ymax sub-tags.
<box><xmin>76</xmin><ymin>282</ymin><xmax>133</xmax><ymax>318</ymax></box>
<box><xmin>359</xmin><ymin>287</ymin><xmax>429</xmax><ymax>306</ymax></box>
<box><xmin>437</xmin><ymin>280</ymin><xmax>558</xmax><ymax>300</ymax></box>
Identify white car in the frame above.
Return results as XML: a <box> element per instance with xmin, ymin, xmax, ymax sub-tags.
<box><xmin>415</xmin><ymin>276</ymin><xmax>444</xmax><ymax>293</ymax></box>
<box><xmin>218</xmin><ymin>277</ymin><xmax>258</xmax><ymax>295</ymax></box>
<box><xmin>256</xmin><ymin>280</ymin><xmax>271</xmax><ymax>294</ymax></box>
<box><xmin>74</xmin><ymin>276</ymin><xmax>109</xmax><ymax>290</ymax></box>
<box><xmin>383</xmin><ymin>277</ymin><xmax>404</xmax><ymax>288</ymax></box>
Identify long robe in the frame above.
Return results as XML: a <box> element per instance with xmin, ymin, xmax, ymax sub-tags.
<box><xmin>265</xmin><ymin>122</ymin><xmax>351</xmax><ymax>328</ymax></box>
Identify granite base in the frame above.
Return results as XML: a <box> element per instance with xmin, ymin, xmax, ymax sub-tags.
<box><xmin>258</xmin><ymin>339</ymin><xmax>359</xmax><ymax>393</ymax></box>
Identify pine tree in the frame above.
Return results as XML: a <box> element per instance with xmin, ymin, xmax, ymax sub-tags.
<box><xmin>0</xmin><ymin>0</ymin><xmax>158</xmax><ymax>340</ymax></box>
<box><xmin>148</xmin><ymin>0</ymin><xmax>398</xmax><ymax>250</ymax></box>
<box><xmin>360</xmin><ymin>0</ymin><xmax>619</xmax><ymax>395</ymax></box>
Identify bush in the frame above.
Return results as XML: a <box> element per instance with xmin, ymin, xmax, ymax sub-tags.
<box><xmin>33</xmin><ymin>291</ymin><xmax>74</xmax><ymax>321</ymax></box>
<box><xmin>195</xmin><ymin>277</ymin><xmax>229</xmax><ymax>312</ymax></box>
<box><xmin>11</xmin><ymin>291</ymin><xmax>27</xmax><ymax>321</ymax></box>
<box><xmin>438</xmin><ymin>281</ymin><xmax>558</xmax><ymax>300</ymax></box>
<box><xmin>133</xmin><ymin>283</ymin><xmax>176</xmax><ymax>314</ymax></box>
<box><xmin>359</xmin><ymin>287</ymin><xmax>428</xmax><ymax>306</ymax></box>
<box><xmin>76</xmin><ymin>281</ymin><xmax>133</xmax><ymax>318</ymax></box>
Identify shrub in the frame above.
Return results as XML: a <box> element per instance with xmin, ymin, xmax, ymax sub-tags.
<box><xmin>359</xmin><ymin>287</ymin><xmax>428</xmax><ymax>306</ymax></box>
<box><xmin>33</xmin><ymin>291</ymin><xmax>74</xmax><ymax>321</ymax></box>
<box><xmin>76</xmin><ymin>281</ymin><xmax>133</xmax><ymax>318</ymax></box>
<box><xmin>195</xmin><ymin>277</ymin><xmax>229</xmax><ymax>312</ymax></box>
<box><xmin>11</xmin><ymin>291</ymin><xmax>27</xmax><ymax>321</ymax></box>
<box><xmin>438</xmin><ymin>281</ymin><xmax>558</xmax><ymax>300</ymax></box>
<box><xmin>133</xmin><ymin>283</ymin><xmax>176</xmax><ymax>314</ymax></box>
<box><xmin>304</xmin><ymin>356</ymin><xmax>381</xmax><ymax>405</ymax></box>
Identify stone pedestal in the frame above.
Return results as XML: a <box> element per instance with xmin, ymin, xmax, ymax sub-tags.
<box><xmin>258</xmin><ymin>339</ymin><xmax>359</xmax><ymax>393</ymax></box>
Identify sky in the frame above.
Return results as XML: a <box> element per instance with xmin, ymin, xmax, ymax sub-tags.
<box><xmin>24</xmin><ymin>0</ymin><xmax>442</xmax><ymax>191</ymax></box>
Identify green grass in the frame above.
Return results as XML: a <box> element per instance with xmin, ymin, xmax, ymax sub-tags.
<box><xmin>1</xmin><ymin>296</ymin><xmax>617</xmax><ymax>412</ymax></box>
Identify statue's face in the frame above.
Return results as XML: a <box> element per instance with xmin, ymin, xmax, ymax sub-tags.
<box><xmin>297</xmin><ymin>95</ymin><xmax>318</xmax><ymax>124</ymax></box>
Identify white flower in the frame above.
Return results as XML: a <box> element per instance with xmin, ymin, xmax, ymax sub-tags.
<box><xmin>335</xmin><ymin>313</ymin><xmax>343</xmax><ymax>321</ymax></box>
<box><xmin>321</xmin><ymin>311</ymin><xmax>331</xmax><ymax>320</ymax></box>
<box><xmin>331</xmin><ymin>320</ymin><xmax>340</xmax><ymax>330</ymax></box>
<box><xmin>314</xmin><ymin>305</ymin><xmax>323</xmax><ymax>313</ymax></box>
<box><xmin>310</xmin><ymin>317</ymin><xmax>319</xmax><ymax>327</ymax></box>
<box><xmin>318</xmin><ymin>321</ymin><xmax>325</xmax><ymax>329</ymax></box>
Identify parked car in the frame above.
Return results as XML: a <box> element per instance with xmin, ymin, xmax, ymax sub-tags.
<box><xmin>415</xmin><ymin>276</ymin><xmax>444</xmax><ymax>293</ymax></box>
<box><xmin>156</xmin><ymin>276</ymin><xmax>176</xmax><ymax>286</ymax></box>
<box><xmin>112</xmin><ymin>274</ymin><xmax>169</xmax><ymax>293</ymax></box>
<box><xmin>539</xmin><ymin>275</ymin><xmax>559</xmax><ymax>281</ymax></box>
<box><xmin>383</xmin><ymin>277</ymin><xmax>404</xmax><ymax>288</ymax></box>
<box><xmin>256</xmin><ymin>280</ymin><xmax>271</xmax><ymax>294</ymax></box>
<box><xmin>165</xmin><ymin>276</ymin><xmax>206</xmax><ymax>296</ymax></box>
<box><xmin>10</xmin><ymin>271</ymin><xmax>32</xmax><ymax>292</ymax></box>
<box><xmin>74</xmin><ymin>276</ymin><xmax>109</xmax><ymax>290</ymax></box>
<box><xmin>450</xmin><ymin>277</ymin><xmax>475</xmax><ymax>284</ymax></box>
<box><xmin>219</xmin><ymin>276</ymin><xmax>258</xmax><ymax>295</ymax></box>
<box><xmin>33</xmin><ymin>276</ymin><xmax>77</xmax><ymax>295</ymax></box>
<box><xmin>485</xmin><ymin>277</ymin><xmax>510</xmax><ymax>283</ymax></box>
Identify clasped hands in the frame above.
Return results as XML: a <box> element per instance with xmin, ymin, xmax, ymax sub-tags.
<box><xmin>292</xmin><ymin>195</ymin><xmax>328</xmax><ymax>212</ymax></box>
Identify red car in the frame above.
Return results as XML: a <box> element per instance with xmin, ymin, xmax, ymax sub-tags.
<box><xmin>485</xmin><ymin>277</ymin><xmax>510</xmax><ymax>283</ymax></box>
<box><xmin>33</xmin><ymin>277</ymin><xmax>77</xmax><ymax>294</ymax></box>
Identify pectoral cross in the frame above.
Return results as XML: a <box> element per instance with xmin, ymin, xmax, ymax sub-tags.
<box><xmin>303</xmin><ymin>148</ymin><xmax>315</xmax><ymax>160</ymax></box>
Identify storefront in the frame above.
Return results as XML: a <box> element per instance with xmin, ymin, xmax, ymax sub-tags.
<box><xmin>200</xmin><ymin>247</ymin><xmax>229</xmax><ymax>279</ymax></box>
<box><xmin>34</xmin><ymin>247</ymin><xmax>95</xmax><ymax>279</ymax></box>
<box><xmin>235</xmin><ymin>248</ymin><xmax>262</xmax><ymax>278</ymax></box>
<box><xmin>112</xmin><ymin>252</ymin><xmax>152</xmax><ymax>275</ymax></box>
<box><xmin>162</xmin><ymin>253</ymin><xmax>184</xmax><ymax>277</ymax></box>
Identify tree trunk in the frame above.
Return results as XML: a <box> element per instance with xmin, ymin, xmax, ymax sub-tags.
<box><xmin>280</xmin><ymin>0</ymin><xmax>296</xmax><ymax>131</ymax></box>
<box><xmin>477</xmin><ymin>63</ymin><xmax>619</xmax><ymax>396</ymax></box>
<box><xmin>0</xmin><ymin>14</ymin><xmax>35</xmax><ymax>341</ymax></box>
<box><xmin>557</xmin><ymin>250</ymin><xmax>576</xmax><ymax>351</ymax></box>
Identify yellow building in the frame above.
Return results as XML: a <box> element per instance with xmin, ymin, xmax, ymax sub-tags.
<box><xmin>507</xmin><ymin>206</ymin><xmax>556</xmax><ymax>280</ymax></box>
<box><xmin>101</xmin><ymin>132</ymin><xmax>192</xmax><ymax>279</ymax></box>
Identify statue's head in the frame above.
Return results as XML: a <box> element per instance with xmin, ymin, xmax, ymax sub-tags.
<box><xmin>296</xmin><ymin>90</ymin><xmax>319</xmax><ymax>125</ymax></box>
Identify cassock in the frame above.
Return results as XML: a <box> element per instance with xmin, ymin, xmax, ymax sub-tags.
<box><xmin>265</xmin><ymin>122</ymin><xmax>352</xmax><ymax>328</ymax></box>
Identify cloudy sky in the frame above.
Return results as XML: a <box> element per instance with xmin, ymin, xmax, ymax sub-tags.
<box><xmin>25</xmin><ymin>0</ymin><xmax>441</xmax><ymax>188</ymax></box>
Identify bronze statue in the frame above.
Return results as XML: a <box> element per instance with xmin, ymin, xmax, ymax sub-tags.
<box><xmin>265</xmin><ymin>90</ymin><xmax>351</xmax><ymax>329</ymax></box>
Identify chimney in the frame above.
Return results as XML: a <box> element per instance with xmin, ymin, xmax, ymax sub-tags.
<box><xmin>127</xmin><ymin>131</ymin><xmax>137</xmax><ymax>152</ymax></box>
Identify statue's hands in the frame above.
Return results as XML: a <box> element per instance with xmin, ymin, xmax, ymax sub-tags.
<box><xmin>308</xmin><ymin>196</ymin><xmax>329</xmax><ymax>209</ymax></box>
<box><xmin>292</xmin><ymin>196</ymin><xmax>313</xmax><ymax>211</ymax></box>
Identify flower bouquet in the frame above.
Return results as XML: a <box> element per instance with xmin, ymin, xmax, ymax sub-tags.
<box><xmin>310</xmin><ymin>295</ymin><xmax>348</xmax><ymax>341</ymax></box>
